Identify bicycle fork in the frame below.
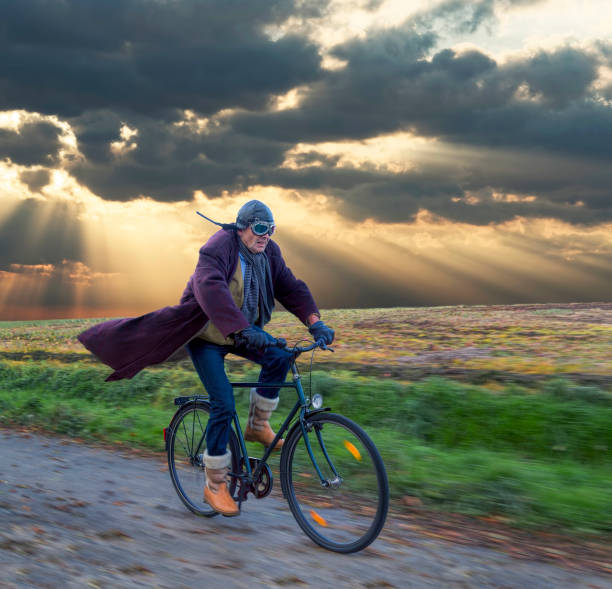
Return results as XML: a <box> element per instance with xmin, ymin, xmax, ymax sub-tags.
<box><xmin>292</xmin><ymin>366</ymin><xmax>342</xmax><ymax>490</ymax></box>
<box><xmin>299</xmin><ymin>416</ymin><xmax>343</xmax><ymax>489</ymax></box>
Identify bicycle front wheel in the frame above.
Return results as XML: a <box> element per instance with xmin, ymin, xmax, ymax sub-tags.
<box><xmin>280</xmin><ymin>412</ymin><xmax>389</xmax><ymax>553</ymax></box>
<box><xmin>167</xmin><ymin>400</ymin><xmax>240</xmax><ymax>517</ymax></box>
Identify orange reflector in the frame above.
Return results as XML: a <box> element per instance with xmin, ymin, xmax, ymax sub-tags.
<box><xmin>343</xmin><ymin>440</ymin><xmax>361</xmax><ymax>461</ymax></box>
<box><xmin>310</xmin><ymin>510</ymin><xmax>327</xmax><ymax>527</ymax></box>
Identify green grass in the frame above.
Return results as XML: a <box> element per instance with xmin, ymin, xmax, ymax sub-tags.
<box><xmin>310</xmin><ymin>373</ymin><xmax>612</xmax><ymax>463</ymax></box>
<box><xmin>376</xmin><ymin>432</ymin><xmax>610</xmax><ymax>533</ymax></box>
<box><xmin>1</xmin><ymin>359</ymin><xmax>610</xmax><ymax>534</ymax></box>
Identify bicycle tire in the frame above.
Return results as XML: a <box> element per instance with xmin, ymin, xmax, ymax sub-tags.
<box><xmin>280</xmin><ymin>412</ymin><xmax>389</xmax><ymax>553</ymax></box>
<box><xmin>167</xmin><ymin>400</ymin><xmax>241</xmax><ymax>517</ymax></box>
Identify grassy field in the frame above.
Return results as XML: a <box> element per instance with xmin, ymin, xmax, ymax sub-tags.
<box><xmin>1</xmin><ymin>302</ymin><xmax>611</xmax><ymax>534</ymax></box>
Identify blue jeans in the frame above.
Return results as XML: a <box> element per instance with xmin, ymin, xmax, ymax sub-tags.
<box><xmin>186</xmin><ymin>327</ymin><xmax>293</xmax><ymax>456</ymax></box>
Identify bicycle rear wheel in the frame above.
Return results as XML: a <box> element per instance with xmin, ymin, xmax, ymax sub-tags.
<box><xmin>280</xmin><ymin>412</ymin><xmax>389</xmax><ymax>553</ymax></box>
<box><xmin>167</xmin><ymin>400</ymin><xmax>240</xmax><ymax>517</ymax></box>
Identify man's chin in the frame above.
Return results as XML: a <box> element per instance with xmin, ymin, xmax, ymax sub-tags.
<box><xmin>249</xmin><ymin>244</ymin><xmax>267</xmax><ymax>254</ymax></box>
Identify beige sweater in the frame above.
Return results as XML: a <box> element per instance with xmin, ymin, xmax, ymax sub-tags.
<box><xmin>198</xmin><ymin>258</ymin><xmax>244</xmax><ymax>345</ymax></box>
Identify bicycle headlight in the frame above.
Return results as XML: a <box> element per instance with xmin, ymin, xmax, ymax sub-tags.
<box><xmin>311</xmin><ymin>393</ymin><xmax>323</xmax><ymax>409</ymax></box>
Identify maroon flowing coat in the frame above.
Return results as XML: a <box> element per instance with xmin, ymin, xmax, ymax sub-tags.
<box><xmin>78</xmin><ymin>229</ymin><xmax>319</xmax><ymax>381</ymax></box>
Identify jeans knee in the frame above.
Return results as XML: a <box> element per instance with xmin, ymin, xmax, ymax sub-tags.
<box><xmin>268</xmin><ymin>350</ymin><xmax>292</xmax><ymax>373</ymax></box>
<box><xmin>209</xmin><ymin>393</ymin><xmax>235</xmax><ymax>420</ymax></box>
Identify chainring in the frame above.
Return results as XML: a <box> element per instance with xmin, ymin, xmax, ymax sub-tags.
<box><xmin>249</xmin><ymin>457</ymin><xmax>274</xmax><ymax>498</ymax></box>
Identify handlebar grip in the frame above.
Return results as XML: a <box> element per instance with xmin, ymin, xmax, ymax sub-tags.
<box><xmin>273</xmin><ymin>337</ymin><xmax>287</xmax><ymax>349</ymax></box>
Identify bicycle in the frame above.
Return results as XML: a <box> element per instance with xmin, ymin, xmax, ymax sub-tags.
<box><xmin>164</xmin><ymin>339</ymin><xmax>389</xmax><ymax>553</ymax></box>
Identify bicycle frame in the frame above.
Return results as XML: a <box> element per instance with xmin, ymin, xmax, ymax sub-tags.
<box><xmin>230</xmin><ymin>360</ymin><xmax>335</xmax><ymax>493</ymax></box>
<box><xmin>176</xmin><ymin>357</ymin><xmax>335</xmax><ymax>500</ymax></box>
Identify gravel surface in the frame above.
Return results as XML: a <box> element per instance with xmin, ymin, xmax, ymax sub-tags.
<box><xmin>1</xmin><ymin>429</ymin><xmax>610</xmax><ymax>589</ymax></box>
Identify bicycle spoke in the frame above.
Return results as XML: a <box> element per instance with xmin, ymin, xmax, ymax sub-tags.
<box><xmin>175</xmin><ymin>421</ymin><xmax>192</xmax><ymax>458</ymax></box>
<box><xmin>194</xmin><ymin>407</ymin><xmax>205</xmax><ymax>435</ymax></box>
<box><xmin>191</xmin><ymin>407</ymin><xmax>195</xmax><ymax>457</ymax></box>
<box><xmin>181</xmin><ymin>418</ymin><xmax>192</xmax><ymax>456</ymax></box>
<box><xmin>176</xmin><ymin>437</ymin><xmax>190</xmax><ymax>459</ymax></box>
<box><xmin>194</xmin><ymin>409</ymin><xmax>207</xmax><ymax>456</ymax></box>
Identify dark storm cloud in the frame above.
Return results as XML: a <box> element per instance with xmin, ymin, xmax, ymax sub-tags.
<box><xmin>1</xmin><ymin>0</ymin><xmax>610</xmax><ymax>227</ymax></box>
<box><xmin>235</xmin><ymin>26</ymin><xmax>441</xmax><ymax>141</ymax></box>
<box><xmin>0</xmin><ymin>0</ymin><xmax>324</xmax><ymax>119</ymax></box>
<box><xmin>70</xmin><ymin>110</ymin><xmax>124</xmax><ymax>164</ymax></box>
<box><xmin>228</xmin><ymin>27</ymin><xmax>611</xmax><ymax>223</ymax></box>
<box><xmin>0</xmin><ymin>121</ymin><xmax>63</xmax><ymax>166</ymax></box>
<box><xmin>329</xmin><ymin>173</ymin><xmax>608</xmax><ymax>226</ymax></box>
<box><xmin>506</xmin><ymin>47</ymin><xmax>599</xmax><ymax>108</ymax></box>
<box><xmin>0</xmin><ymin>199</ymin><xmax>84</xmax><ymax>269</ymax></box>
<box><xmin>235</xmin><ymin>39</ymin><xmax>608</xmax><ymax>157</ymax></box>
<box><xmin>68</xmin><ymin>116</ymin><xmax>294</xmax><ymax>201</ymax></box>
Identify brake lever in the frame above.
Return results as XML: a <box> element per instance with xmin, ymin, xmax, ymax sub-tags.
<box><xmin>317</xmin><ymin>340</ymin><xmax>334</xmax><ymax>352</ymax></box>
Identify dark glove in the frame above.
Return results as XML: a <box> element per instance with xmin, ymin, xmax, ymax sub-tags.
<box><xmin>234</xmin><ymin>326</ymin><xmax>269</xmax><ymax>351</ymax></box>
<box><xmin>308</xmin><ymin>320</ymin><xmax>334</xmax><ymax>345</ymax></box>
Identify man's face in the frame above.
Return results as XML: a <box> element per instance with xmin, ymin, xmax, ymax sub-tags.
<box><xmin>238</xmin><ymin>226</ymin><xmax>270</xmax><ymax>254</ymax></box>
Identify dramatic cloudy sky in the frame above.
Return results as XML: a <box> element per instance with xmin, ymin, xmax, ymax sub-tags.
<box><xmin>1</xmin><ymin>0</ymin><xmax>611</xmax><ymax>319</ymax></box>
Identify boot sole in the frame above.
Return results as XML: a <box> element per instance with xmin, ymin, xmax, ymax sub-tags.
<box><xmin>206</xmin><ymin>504</ymin><xmax>240</xmax><ymax>517</ymax></box>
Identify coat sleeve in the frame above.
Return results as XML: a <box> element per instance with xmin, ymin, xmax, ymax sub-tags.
<box><xmin>189</xmin><ymin>242</ymin><xmax>249</xmax><ymax>337</ymax></box>
<box><xmin>268</xmin><ymin>242</ymin><xmax>320</xmax><ymax>325</ymax></box>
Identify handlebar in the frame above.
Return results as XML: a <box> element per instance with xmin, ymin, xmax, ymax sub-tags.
<box><xmin>234</xmin><ymin>332</ymin><xmax>333</xmax><ymax>354</ymax></box>
<box><xmin>272</xmin><ymin>338</ymin><xmax>333</xmax><ymax>354</ymax></box>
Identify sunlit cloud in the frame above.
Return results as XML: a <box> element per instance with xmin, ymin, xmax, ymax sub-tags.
<box><xmin>282</xmin><ymin>132</ymin><xmax>433</xmax><ymax>173</ymax></box>
<box><xmin>110</xmin><ymin>123</ymin><xmax>139</xmax><ymax>156</ymax></box>
<box><xmin>172</xmin><ymin>108</ymin><xmax>238</xmax><ymax>135</ymax></box>
<box><xmin>0</xmin><ymin>109</ymin><xmax>81</xmax><ymax>166</ymax></box>
<box><xmin>491</xmin><ymin>0</ymin><xmax>612</xmax><ymax>59</ymax></box>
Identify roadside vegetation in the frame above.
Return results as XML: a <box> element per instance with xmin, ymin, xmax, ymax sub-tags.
<box><xmin>1</xmin><ymin>302</ymin><xmax>610</xmax><ymax>534</ymax></box>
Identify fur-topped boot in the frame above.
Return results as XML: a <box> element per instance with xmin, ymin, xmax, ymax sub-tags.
<box><xmin>203</xmin><ymin>450</ymin><xmax>239</xmax><ymax>516</ymax></box>
<box><xmin>244</xmin><ymin>389</ymin><xmax>284</xmax><ymax>451</ymax></box>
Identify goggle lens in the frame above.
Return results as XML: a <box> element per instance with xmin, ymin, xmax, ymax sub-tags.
<box><xmin>251</xmin><ymin>222</ymin><xmax>275</xmax><ymax>236</ymax></box>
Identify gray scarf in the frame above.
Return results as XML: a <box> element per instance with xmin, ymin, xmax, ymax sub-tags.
<box><xmin>238</xmin><ymin>239</ymin><xmax>275</xmax><ymax>327</ymax></box>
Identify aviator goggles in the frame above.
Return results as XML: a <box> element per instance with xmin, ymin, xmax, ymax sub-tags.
<box><xmin>249</xmin><ymin>220</ymin><xmax>275</xmax><ymax>236</ymax></box>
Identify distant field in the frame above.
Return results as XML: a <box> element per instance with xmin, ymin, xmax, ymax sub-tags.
<box><xmin>1</xmin><ymin>302</ymin><xmax>611</xmax><ymax>534</ymax></box>
<box><xmin>2</xmin><ymin>302</ymin><xmax>610</xmax><ymax>387</ymax></box>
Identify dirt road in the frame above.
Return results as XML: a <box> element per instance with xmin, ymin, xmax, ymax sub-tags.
<box><xmin>1</xmin><ymin>429</ymin><xmax>609</xmax><ymax>589</ymax></box>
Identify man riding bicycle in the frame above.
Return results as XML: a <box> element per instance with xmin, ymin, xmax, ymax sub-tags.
<box><xmin>78</xmin><ymin>200</ymin><xmax>334</xmax><ymax>516</ymax></box>
<box><xmin>184</xmin><ymin>200</ymin><xmax>333</xmax><ymax>515</ymax></box>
